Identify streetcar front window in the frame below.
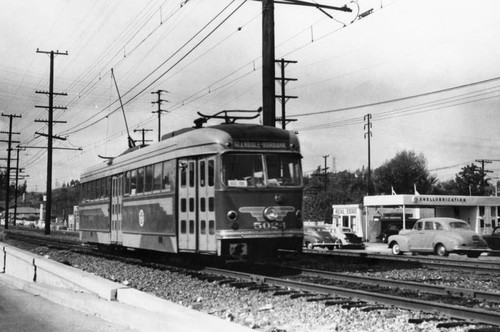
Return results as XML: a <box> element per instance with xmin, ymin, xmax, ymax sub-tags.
<box><xmin>266</xmin><ymin>154</ymin><xmax>301</xmax><ymax>187</ymax></box>
<box><xmin>222</xmin><ymin>154</ymin><xmax>264</xmax><ymax>188</ymax></box>
<box><xmin>222</xmin><ymin>154</ymin><xmax>301</xmax><ymax>188</ymax></box>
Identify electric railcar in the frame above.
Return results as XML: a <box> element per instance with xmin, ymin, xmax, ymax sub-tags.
<box><xmin>79</xmin><ymin>113</ymin><xmax>304</xmax><ymax>259</ymax></box>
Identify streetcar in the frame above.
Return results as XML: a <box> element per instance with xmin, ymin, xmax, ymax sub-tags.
<box><xmin>78</xmin><ymin>109</ymin><xmax>304</xmax><ymax>260</ymax></box>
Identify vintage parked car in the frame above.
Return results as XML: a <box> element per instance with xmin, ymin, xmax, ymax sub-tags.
<box><xmin>483</xmin><ymin>226</ymin><xmax>500</xmax><ymax>250</ymax></box>
<box><xmin>377</xmin><ymin>223</ymin><xmax>403</xmax><ymax>243</ymax></box>
<box><xmin>329</xmin><ymin>226</ymin><xmax>365</xmax><ymax>249</ymax></box>
<box><xmin>303</xmin><ymin>226</ymin><xmax>337</xmax><ymax>250</ymax></box>
<box><xmin>388</xmin><ymin>217</ymin><xmax>489</xmax><ymax>258</ymax></box>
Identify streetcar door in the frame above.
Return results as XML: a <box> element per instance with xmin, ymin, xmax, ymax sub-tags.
<box><xmin>178</xmin><ymin>158</ymin><xmax>197</xmax><ymax>251</ymax></box>
<box><xmin>198</xmin><ymin>157</ymin><xmax>216</xmax><ymax>253</ymax></box>
<box><xmin>111</xmin><ymin>175</ymin><xmax>123</xmax><ymax>244</ymax></box>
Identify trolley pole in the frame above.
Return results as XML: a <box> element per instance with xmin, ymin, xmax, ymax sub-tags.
<box><xmin>0</xmin><ymin>113</ymin><xmax>21</xmax><ymax>229</ymax></box>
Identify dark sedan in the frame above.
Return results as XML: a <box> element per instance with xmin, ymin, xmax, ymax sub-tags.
<box><xmin>483</xmin><ymin>226</ymin><xmax>500</xmax><ymax>250</ymax></box>
<box><xmin>303</xmin><ymin>226</ymin><xmax>337</xmax><ymax>250</ymax></box>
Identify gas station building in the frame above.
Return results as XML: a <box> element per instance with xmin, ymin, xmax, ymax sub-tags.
<box><xmin>332</xmin><ymin>194</ymin><xmax>500</xmax><ymax>242</ymax></box>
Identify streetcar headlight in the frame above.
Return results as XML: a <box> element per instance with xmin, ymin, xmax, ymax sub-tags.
<box><xmin>231</xmin><ymin>222</ymin><xmax>239</xmax><ymax>230</ymax></box>
<box><xmin>227</xmin><ymin>210</ymin><xmax>238</xmax><ymax>221</ymax></box>
<box><xmin>263</xmin><ymin>206</ymin><xmax>278</xmax><ymax>221</ymax></box>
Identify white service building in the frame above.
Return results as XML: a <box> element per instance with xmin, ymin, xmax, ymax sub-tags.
<box><xmin>333</xmin><ymin>194</ymin><xmax>500</xmax><ymax>242</ymax></box>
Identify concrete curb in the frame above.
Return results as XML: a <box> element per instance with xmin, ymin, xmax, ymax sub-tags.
<box><xmin>0</xmin><ymin>241</ymin><xmax>252</xmax><ymax>332</ymax></box>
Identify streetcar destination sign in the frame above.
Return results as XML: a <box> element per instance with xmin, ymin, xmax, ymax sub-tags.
<box><xmin>233</xmin><ymin>140</ymin><xmax>288</xmax><ymax>150</ymax></box>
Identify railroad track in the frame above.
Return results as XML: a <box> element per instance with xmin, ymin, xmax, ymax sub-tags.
<box><xmin>3</xmin><ymin>228</ymin><xmax>500</xmax><ymax>329</ymax></box>
<box><xmin>298</xmin><ymin>247</ymin><xmax>500</xmax><ymax>274</ymax></box>
<box><xmin>202</xmin><ymin>266</ymin><xmax>500</xmax><ymax>327</ymax></box>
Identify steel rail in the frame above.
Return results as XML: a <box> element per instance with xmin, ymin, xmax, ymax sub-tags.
<box><xmin>203</xmin><ymin>267</ymin><xmax>500</xmax><ymax>326</ymax></box>
<box><xmin>299</xmin><ymin>248</ymin><xmax>500</xmax><ymax>273</ymax></box>
<box><xmin>296</xmin><ymin>267</ymin><xmax>500</xmax><ymax>303</ymax></box>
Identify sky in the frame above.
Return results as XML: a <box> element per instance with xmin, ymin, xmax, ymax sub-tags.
<box><xmin>1</xmin><ymin>0</ymin><xmax>500</xmax><ymax>192</ymax></box>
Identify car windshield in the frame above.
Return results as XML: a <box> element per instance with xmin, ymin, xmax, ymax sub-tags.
<box><xmin>222</xmin><ymin>153</ymin><xmax>302</xmax><ymax>188</ymax></box>
<box><xmin>449</xmin><ymin>221</ymin><xmax>470</xmax><ymax>230</ymax></box>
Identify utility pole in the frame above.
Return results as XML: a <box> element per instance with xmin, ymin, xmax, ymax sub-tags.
<box><xmin>364</xmin><ymin>114</ymin><xmax>372</xmax><ymax>195</ymax></box>
<box><xmin>13</xmin><ymin>147</ymin><xmax>26</xmax><ymax>224</ymax></box>
<box><xmin>0</xmin><ymin>113</ymin><xmax>21</xmax><ymax>229</ymax></box>
<box><xmin>134</xmin><ymin>128</ymin><xmax>153</xmax><ymax>146</ymax></box>
<box><xmin>151</xmin><ymin>90</ymin><xmax>169</xmax><ymax>142</ymax></box>
<box><xmin>275</xmin><ymin>58</ymin><xmax>297</xmax><ymax>129</ymax></box>
<box><xmin>261</xmin><ymin>0</ymin><xmax>351</xmax><ymax>126</ymax></box>
<box><xmin>322</xmin><ymin>154</ymin><xmax>329</xmax><ymax>192</ymax></box>
<box><xmin>36</xmin><ymin>49</ymin><xmax>68</xmax><ymax>235</ymax></box>
<box><xmin>475</xmin><ymin>159</ymin><xmax>493</xmax><ymax>195</ymax></box>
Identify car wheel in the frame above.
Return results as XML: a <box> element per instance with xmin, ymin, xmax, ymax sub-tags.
<box><xmin>327</xmin><ymin>245</ymin><xmax>335</xmax><ymax>250</ymax></box>
<box><xmin>466</xmin><ymin>252</ymin><xmax>480</xmax><ymax>258</ymax></box>
<box><xmin>391</xmin><ymin>242</ymin><xmax>402</xmax><ymax>255</ymax></box>
<box><xmin>335</xmin><ymin>239</ymin><xmax>343</xmax><ymax>249</ymax></box>
<box><xmin>435</xmin><ymin>244</ymin><xmax>449</xmax><ymax>257</ymax></box>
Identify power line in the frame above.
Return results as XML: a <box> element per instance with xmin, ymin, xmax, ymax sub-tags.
<box><xmin>293</xmin><ymin>75</ymin><xmax>500</xmax><ymax>118</ymax></box>
<box><xmin>59</xmin><ymin>0</ymin><xmax>246</xmax><ymax>137</ymax></box>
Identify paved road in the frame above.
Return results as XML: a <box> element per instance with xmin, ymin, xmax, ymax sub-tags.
<box><xmin>0</xmin><ymin>281</ymin><xmax>136</xmax><ymax>332</ymax></box>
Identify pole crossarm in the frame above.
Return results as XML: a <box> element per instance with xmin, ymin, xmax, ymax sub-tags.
<box><xmin>0</xmin><ymin>131</ymin><xmax>21</xmax><ymax>135</ymax></box>
<box><xmin>35</xmin><ymin>132</ymin><xmax>66</xmax><ymax>140</ymax></box>
<box><xmin>35</xmin><ymin>119</ymin><xmax>67</xmax><ymax>124</ymax></box>
<box><xmin>17</xmin><ymin>145</ymin><xmax>82</xmax><ymax>151</ymax></box>
<box><xmin>275</xmin><ymin>0</ymin><xmax>352</xmax><ymax>12</ymax></box>
<box><xmin>35</xmin><ymin>105</ymin><xmax>67</xmax><ymax>110</ymax></box>
<box><xmin>35</xmin><ymin>90</ymin><xmax>68</xmax><ymax>96</ymax></box>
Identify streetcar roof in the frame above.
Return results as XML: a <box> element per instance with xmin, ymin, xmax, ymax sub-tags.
<box><xmin>81</xmin><ymin>123</ymin><xmax>301</xmax><ymax>182</ymax></box>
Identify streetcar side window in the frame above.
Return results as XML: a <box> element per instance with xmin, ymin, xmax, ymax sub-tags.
<box><xmin>81</xmin><ymin>183</ymin><xmax>86</xmax><ymax>202</ymax></box>
<box><xmin>180</xmin><ymin>162</ymin><xmax>187</xmax><ymax>188</ymax></box>
<box><xmin>200</xmin><ymin>160</ymin><xmax>206</xmax><ymax>187</ymax></box>
<box><xmin>209</xmin><ymin>220</ymin><xmax>215</xmax><ymax>235</ymax></box>
<box><xmin>124</xmin><ymin>171</ymin><xmax>130</xmax><ymax>196</ymax></box>
<box><xmin>137</xmin><ymin>167</ymin><xmax>144</xmax><ymax>194</ymax></box>
<box><xmin>189</xmin><ymin>162</ymin><xmax>195</xmax><ymax>188</ymax></box>
<box><xmin>145</xmin><ymin>165</ymin><xmax>153</xmax><ymax>193</ymax></box>
<box><xmin>153</xmin><ymin>163</ymin><xmax>162</xmax><ymax>191</ymax></box>
<box><xmin>130</xmin><ymin>169</ymin><xmax>137</xmax><ymax>195</ymax></box>
<box><xmin>101</xmin><ymin>178</ymin><xmax>107</xmax><ymax>199</ymax></box>
<box><xmin>91</xmin><ymin>181</ymin><xmax>96</xmax><ymax>200</ymax></box>
<box><xmin>208</xmin><ymin>159</ymin><xmax>214</xmax><ymax>187</ymax></box>
<box><xmin>163</xmin><ymin>160</ymin><xmax>175</xmax><ymax>192</ymax></box>
<box><xmin>106</xmin><ymin>177</ymin><xmax>111</xmax><ymax>198</ymax></box>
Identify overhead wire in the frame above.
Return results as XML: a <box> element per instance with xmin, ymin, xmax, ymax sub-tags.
<box><xmin>59</xmin><ymin>0</ymin><xmax>247</xmax><ymax>137</ymax></box>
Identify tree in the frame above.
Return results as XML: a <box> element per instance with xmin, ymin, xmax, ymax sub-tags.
<box><xmin>453</xmin><ymin>163</ymin><xmax>490</xmax><ymax>196</ymax></box>
<box><xmin>373</xmin><ymin>150</ymin><xmax>436</xmax><ymax>195</ymax></box>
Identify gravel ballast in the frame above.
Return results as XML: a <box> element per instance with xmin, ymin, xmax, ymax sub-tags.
<box><xmin>18</xmin><ymin>245</ymin><xmax>494</xmax><ymax>332</ymax></box>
